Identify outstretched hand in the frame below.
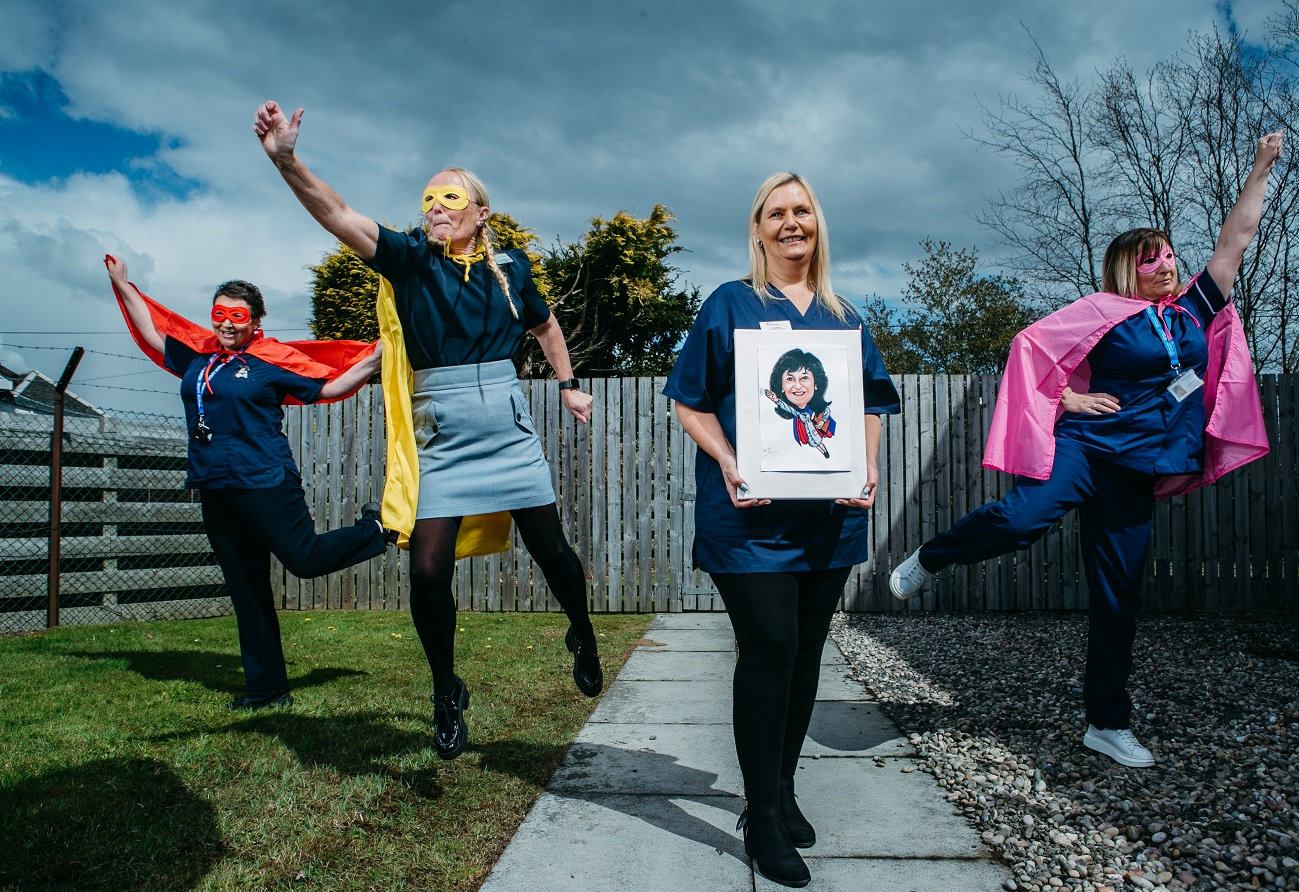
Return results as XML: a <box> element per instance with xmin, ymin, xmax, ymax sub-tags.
<box><xmin>253</xmin><ymin>100</ymin><xmax>303</xmax><ymax>166</ymax></box>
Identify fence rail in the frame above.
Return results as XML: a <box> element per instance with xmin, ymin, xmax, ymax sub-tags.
<box><xmin>3</xmin><ymin>374</ymin><xmax>1296</xmax><ymax>632</ymax></box>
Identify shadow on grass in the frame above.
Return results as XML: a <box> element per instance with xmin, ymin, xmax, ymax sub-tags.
<box><xmin>146</xmin><ymin>714</ymin><xmax>571</xmax><ymax>798</ymax></box>
<box><xmin>0</xmin><ymin>756</ymin><xmax>225</xmax><ymax>891</ymax></box>
<box><xmin>67</xmin><ymin>648</ymin><xmax>364</xmax><ymax>695</ymax></box>
<box><xmin>473</xmin><ymin>738</ymin><xmax>571</xmax><ymax>787</ymax></box>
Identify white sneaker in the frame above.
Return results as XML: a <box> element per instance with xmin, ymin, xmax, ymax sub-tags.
<box><xmin>889</xmin><ymin>549</ymin><xmax>932</xmax><ymax>600</ymax></box>
<box><xmin>1083</xmin><ymin>725</ymin><xmax>1155</xmax><ymax>768</ymax></box>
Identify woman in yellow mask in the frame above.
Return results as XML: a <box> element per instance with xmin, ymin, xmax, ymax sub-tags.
<box><xmin>254</xmin><ymin>99</ymin><xmax>602</xmax><ymax>761</ymax></box>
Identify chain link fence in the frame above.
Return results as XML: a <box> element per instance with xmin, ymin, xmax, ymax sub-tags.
<box><xmin>1</xmin><ymin>408</ymin><xmax>230</xmax><ymax>634</ymax></box>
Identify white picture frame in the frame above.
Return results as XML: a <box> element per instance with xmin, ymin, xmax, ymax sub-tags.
<box><xmin>734</xmin><ymin>328</ymin><xmax>866</xmax><ymax>499</ymax></box>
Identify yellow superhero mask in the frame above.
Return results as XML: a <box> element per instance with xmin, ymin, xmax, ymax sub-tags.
<box><xmin>421</xmin><ymin>184</ymin><xmax>472</xmax><ymax>213</ymax></box>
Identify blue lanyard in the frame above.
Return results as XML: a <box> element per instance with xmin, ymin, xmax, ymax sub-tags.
<box><xmin>1144</xmin><ymin>306</ymin><xmax>1182</xmax><ymax>375</ymax></box>
<box><xmin>195</xmin><ymin>354</ymin><xmax>240</xmax><ymax>419</ymax></box>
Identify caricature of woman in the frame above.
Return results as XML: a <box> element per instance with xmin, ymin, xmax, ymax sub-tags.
<box><xmin>764</xmin><ymin>349</ymin><xmax>835</xmax><ymax>459</ymax></box>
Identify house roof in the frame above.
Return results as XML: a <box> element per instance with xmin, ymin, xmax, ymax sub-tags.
<box><xmin>0</xmin><ymin>362</ymin><xmax>103</xmax><ymax>417</ymax></box>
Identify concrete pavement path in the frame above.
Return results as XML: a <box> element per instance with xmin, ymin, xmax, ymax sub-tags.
<box><xmin>480</xmin><ymin>612</ymin><xmax>1012</xmax><ymax>891</ymax></box>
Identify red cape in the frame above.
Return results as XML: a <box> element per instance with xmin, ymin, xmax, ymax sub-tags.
<box><xmin>113</xmin><ymin>282</ymin><xmax>374</xmax><ymax>405</ymax></box>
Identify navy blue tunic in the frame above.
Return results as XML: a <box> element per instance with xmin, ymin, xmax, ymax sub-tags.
<box><xmin>1055</xmin><ymin>272</ymin><xmax>1226</xmax><ymax>475</ymax></box>
<box><xmin>369</xmin><ymin>226</ymin><xmax>550</xmax><ymax>369</ymax></box>
<box><xmin>166</xmin><ymin>338</ymin><xmax>323</xmax><ymax>489</ymax></box>
<box><xmin>664</xmin><ymin>280</ymin><xmax>901</xmax><ymax>574</ymax></box>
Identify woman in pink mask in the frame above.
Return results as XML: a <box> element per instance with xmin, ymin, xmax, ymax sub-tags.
<box><xmin>890</xmin><ymin>131</ymin><xmax>1283</xmax><ymax>769</ymax></box>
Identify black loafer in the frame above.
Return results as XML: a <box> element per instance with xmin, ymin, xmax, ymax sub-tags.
<box><xmin>228</xmin><ymin>690</ymin><xmax>293</xmax><ymax>710</ymax></box>
<box><xmin>360</xmin><ymin>501</ymin><xmax>399</xmax><ymax>545</ymax></box>
<box><xmin>565</xmin><ymin>627</ymin><xmax>603</xmax><ymax>697</ymax></box>
<box><xmin>432</xmin><ymin>677</ymin><xmax>470</xmax><ymax>760</ymax></box>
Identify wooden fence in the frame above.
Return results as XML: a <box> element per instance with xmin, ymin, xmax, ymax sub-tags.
<box><xmin>251</xmin><ymin>372</ymin><xmax>1299</xmax><ymax>613</ymax></box>
<box><xmin>3</xmin><ymin>374</ymin><xmax>1296</xmax><ymax>630</ymax></box>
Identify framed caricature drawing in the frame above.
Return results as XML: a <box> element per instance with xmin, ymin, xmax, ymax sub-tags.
<box><xmin>734</xmin><ymin>328</ymin><xmax>866</xmax><ymax>499</ymax></box>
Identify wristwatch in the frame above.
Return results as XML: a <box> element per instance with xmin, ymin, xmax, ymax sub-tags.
<box><xmin>557</xmin><ymin>378</ymin><xmax>580</xmax><ymax>391</ymax></box>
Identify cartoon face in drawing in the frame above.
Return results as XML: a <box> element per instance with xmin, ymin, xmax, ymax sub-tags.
<box><xmin>768</xmin><ymin>349</ymin><xmax>830</xmax><ymax>417</ymax></box>
<box><xmin>780</xmin><ymin>367</ymin><xmax>815</xmax><ymax>409</ymax></box>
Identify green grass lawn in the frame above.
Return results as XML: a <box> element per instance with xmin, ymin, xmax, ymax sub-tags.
<box><xmin>0</xmin><ymin>609</ymin><xmax>654</xmax><ymax>891</ymax></box>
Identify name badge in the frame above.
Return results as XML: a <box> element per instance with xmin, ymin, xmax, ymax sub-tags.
<box><xmin>496</xmin><ymin>254</ymin><xmax>513</xmax><ymax>264</ymax></box>
<box><xmin>1168</xmin><ymin>369</ymin><xmax>1204</xmax><ymax>402</ymax></box>
<box><xmin>760</xmin><ymin>320</ymin><xmax>792</xmax><ymax>331</ymax></box>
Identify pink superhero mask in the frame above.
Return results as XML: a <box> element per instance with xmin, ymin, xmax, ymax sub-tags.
<box><xmin>1136</xmin><ymin>246</ymin><xmax>1176</xmax><ymax>275</ymax></box>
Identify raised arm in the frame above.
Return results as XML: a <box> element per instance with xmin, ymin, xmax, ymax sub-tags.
<box><xmin>1206</xmin><ymin>130</ymin><xmax>1284</xmax><ymax>296</ymax></box>
<box><xmin>104</xmin><ymin>255</ymin><xmax>164</xmax><ymax>353</ymax></box>
<box><xmin>253</xmin><ymin>101</ymin><xmax>380</xmax><ymax>260</ymax></box>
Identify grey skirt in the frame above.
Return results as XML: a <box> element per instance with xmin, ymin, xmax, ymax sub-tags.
<box><xmin>412</xmin><ymin>360</ymin><xmax>556</xmax><ymax>518</ymax></box>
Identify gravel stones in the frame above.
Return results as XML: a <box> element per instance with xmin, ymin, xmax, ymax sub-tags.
<box><xmin>830</xmin><ymin>611</ymin><xmax>1299</xmax><ymax>892</ymax></box>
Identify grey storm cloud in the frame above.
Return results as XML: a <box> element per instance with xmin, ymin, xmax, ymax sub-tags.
<box><xmin>0</xmin><ymin>0</ymin><xmax>1276</xmax><ymax>412</ymax></box>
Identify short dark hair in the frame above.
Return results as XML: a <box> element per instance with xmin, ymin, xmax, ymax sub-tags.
<box><xmin>768</xmin><ymin>348</ymin><xmax>831</xmax><ymax>418</ymax></box>
<box><xmin>212</xmin><ymin>280</ymin><xmax>266</xmax><ymax>321</ymax></box>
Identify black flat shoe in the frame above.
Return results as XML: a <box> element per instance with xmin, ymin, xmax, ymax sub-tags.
<box><xmin>228</xmin><ymin>690</ymin><xmax>293</xmax><ymax>711</ymax></box>
<box><xmin>779</xmin><ymin>777</ymin><xmax>816</xmax><ymax>848</ymax></box>
<box><xmin>432</xmin><ymin>677</ymin><xmax>470</xmax><ymax>760</ymax></box>
<box><xmin>565</xmin><ymin>627</ymin><xmax>603</xmax><ymax>697</ymax></box>
<box><xmin>737</xmin><ymin>803</ymin><xmax>810</xmax><ymax>888</ymax></box>
<box><xmin>360</xmin><ymin>501</ymin><xmax>399</xmax><ymax>545</ymax></box>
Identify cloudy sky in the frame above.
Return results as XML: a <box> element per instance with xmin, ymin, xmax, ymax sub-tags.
<box><xmin>0</xmin><ymin>0</ymin><xmax>1279</xmax><ymax>415</ymax></box>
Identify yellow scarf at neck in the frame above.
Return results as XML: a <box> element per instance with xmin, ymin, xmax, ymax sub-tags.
<box><xmin>446</xmin><ymin>248</ymin><xmax>485</xmax><ymax>282</ymax></box>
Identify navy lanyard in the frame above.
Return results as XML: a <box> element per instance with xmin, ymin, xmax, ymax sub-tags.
<box><xmin>1144</xmin><ymin>306</ymin><xmax>1182</xmax><ymax>375</ymax></box>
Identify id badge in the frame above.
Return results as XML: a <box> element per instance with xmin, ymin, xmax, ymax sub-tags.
<box><xmin>1167</xmin><ymin>369</ymin><xmax>1204</xmax><ymax>402</ymax></box>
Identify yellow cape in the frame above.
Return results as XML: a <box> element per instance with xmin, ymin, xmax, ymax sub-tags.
<box><xmin>377</xmin><ymin>276</ymin><xmax>511</xmax><ymax>557</ymax></box>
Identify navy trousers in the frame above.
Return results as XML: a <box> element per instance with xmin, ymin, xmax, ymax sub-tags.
<box><xmin>200</xmin><ymin>473</ymin><xmax>387</xmax><ymax>695</ymax></box>
<box><xmin>919</xmin><ymin>437</ymin><xmax>1154</xmax><ymax>729</ymax></box>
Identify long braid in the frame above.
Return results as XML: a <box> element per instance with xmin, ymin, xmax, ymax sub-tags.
<box><xmin>478</xmin><ymin>224</ymin><xmax>519</xmax><ymax>319</ymax></box>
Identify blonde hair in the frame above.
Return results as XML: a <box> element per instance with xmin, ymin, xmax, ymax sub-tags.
<box><xmin>1102</xmin><ymin>227</ymin><xmax>1172</xmax><ymax>298</ymax></box>
<box><xmin>433</xmin><ymin>166</ymin><xmax>518</xmax><ymax>318</ymax></box>
<box><xmin>747</xmin><ymin>172</ymin><xmax>849</xmax><ymax>322</ymax></box>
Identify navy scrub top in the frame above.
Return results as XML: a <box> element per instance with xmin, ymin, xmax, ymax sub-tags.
<box><xmin>1055</xmin><ymin>271</ymin><xmax>1226</xmax><ymax>476</ymax></box>
<box><xmin>166</xmin><ymin>338</ymin><xmax>324</xmax><ymax>490</ymax></box>
<box><xmin>664</xmin><ymin>280</ymin><xmax>901</xmax><ymax>575</ymax></box>
<box><xmin>369</xmin><ymin>226</ymin><xmax>551</xmax><ymax>369</ymax></box>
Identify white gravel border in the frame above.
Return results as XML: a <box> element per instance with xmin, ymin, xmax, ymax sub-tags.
<box><xmin>830</xmin><ymin>611</ymin><xmax>1299</xmax><ymax>892</ymax></box>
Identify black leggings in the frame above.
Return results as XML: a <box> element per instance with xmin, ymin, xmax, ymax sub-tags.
<box><xmin>712</xmin><ymin>568</ymin><xmax>851</xmax><ymax>806</ymax></box>
<box><xmin>407</xmin><ymin>503</ymin><xmax>594</xmax><ymax>692</ymax></box>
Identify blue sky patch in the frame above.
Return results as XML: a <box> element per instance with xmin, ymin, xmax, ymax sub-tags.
<box><xmin>0</xmin><ymin>69</ymin><xmax>202</xmax><ymax>200</ymax></box>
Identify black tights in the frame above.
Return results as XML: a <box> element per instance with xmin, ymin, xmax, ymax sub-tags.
<box><xmin>407</xmin><ymin>503</ymin><xmax>594</xmax><ymax>693</ymax></box>
<box><xmin>712</xmin><ymin>568</ymin><xmax>851</xmax><ymax>806</ymax></box>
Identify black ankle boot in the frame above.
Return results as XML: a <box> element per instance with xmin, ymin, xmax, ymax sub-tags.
<box><xmin>565</xmin><ymin>627</ymin><xmax>603</xmax><ymax>697</ymax></box>
<box><xmin>431</xmin><ymin>676</ymin><xmax>470</xmax><ymax>760</ymax></box>
<box><xmin>737</xmin><ymin>801</ymin><xmax>810</xmax><ymax>888</ymax></box>
<box><xmin>779</xmin><ymin>777</ymin><xmax>816</xmax><ymax>848</ymax></box>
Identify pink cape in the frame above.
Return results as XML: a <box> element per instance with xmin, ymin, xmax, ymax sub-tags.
<box><xmin>983</xmin><ymin>277</ymin><xmax>1268</xmax><ymax>499</ymax></box>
